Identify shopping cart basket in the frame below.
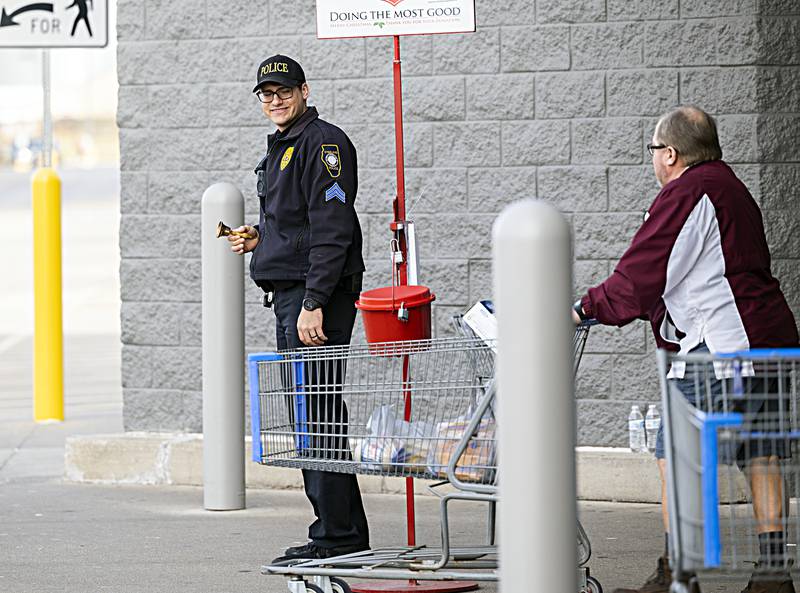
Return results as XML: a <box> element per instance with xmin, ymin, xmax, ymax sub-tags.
<box><xmin>657</xmin><ymin>348</ymin><xmax>800</xmax><ymax>593</ymax></box>
<box><xmin>248</xmin><ymin>322</ymin><xmax>596</xmax><ymax>593</ymax></box>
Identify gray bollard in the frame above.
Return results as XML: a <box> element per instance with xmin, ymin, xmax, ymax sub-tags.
<box><xmin>493</xmin><ymin>200</ymin><xmax>576</xmax><ymax>592</ymax></box>
<box><xmin>201</xmin><ymin>183</ymin><xmax>246</xmax><ymax>511</ymax></box>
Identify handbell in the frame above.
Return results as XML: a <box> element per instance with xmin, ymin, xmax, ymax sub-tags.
<box><xmin>216</xmin><ymin>221</ymin><xmax>254</xmax><ymax>239</ymax></box>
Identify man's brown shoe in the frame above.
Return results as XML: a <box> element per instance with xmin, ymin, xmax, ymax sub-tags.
<box><xmin>613</xmin><ymin>556</ymin><xmax>700</xmax><ymax>593</ymax></box>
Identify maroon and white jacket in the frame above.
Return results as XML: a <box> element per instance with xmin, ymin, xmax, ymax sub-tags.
<box><xmin>581</xmin><ymin>160</ymin><xmax>798</xmax><ymax>376</ymax></box>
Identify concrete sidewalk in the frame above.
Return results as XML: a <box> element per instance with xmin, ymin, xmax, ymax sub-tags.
<box><xmin>1</xmin><ymin>476</ymin><xmax>674</xmax><ymax>593</ymax></box>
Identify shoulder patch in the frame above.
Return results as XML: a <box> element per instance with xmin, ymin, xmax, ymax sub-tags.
<box><xmin>321</xmin><ymin>144</ymin><xmax>341</xmax><ymax>178</ymax></box>
<box><xmin>280</xmin><ymin>146</ymin><xmax>294</xmax><ymax>171</ymax></box>
<box><xmin>325</xmin><ymin>182</ymin><xmax>347</xmax><ymax>204</ymax></box>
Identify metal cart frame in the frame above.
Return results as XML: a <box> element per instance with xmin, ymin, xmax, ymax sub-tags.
<box><xmin>249</xmin><ymin>321</ymin><xmax>597</xmax><ymax>593</ymax></box>
<box><xmin>657</xmin><ymin>348</ymin><xmax>800</xmax><ymax>593</ymax></box>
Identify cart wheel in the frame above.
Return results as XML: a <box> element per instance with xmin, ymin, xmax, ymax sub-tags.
<box><xmin>586</xmin><ymin>576</ymin><xmax>603</xmax><ymax>593</ymax></box>
<box><xmin>330</xmin><ymin>577</ymin><xmax>352</xmax><ymax>593</ymax></box>
<box><xmin>304</xmin><ymin>584</ymin><xmax>325</xmax><ymax>593</ymax></box>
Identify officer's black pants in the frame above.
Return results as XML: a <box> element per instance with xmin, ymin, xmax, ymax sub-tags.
<box><xmin>273</xmin><ymin>281</ymin><xmax>369</xmax><ymax>550</ymax></box>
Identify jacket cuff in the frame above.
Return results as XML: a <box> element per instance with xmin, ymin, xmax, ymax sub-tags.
<box><xmin>580</xmin><ymin>294</ymin><xmax>594</xmax><ymax>319</ymax></box>
<box><xmin>304</xmin><ymin>287</ymin><xmax>330</xmax><ymax>307</ymax></box>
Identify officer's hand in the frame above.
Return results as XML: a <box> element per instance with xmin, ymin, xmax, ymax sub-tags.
<box><xmin>227</xmin><ymin>225</ymin><xmax>259</xmax><ymax>254</ymax></box>
<box><xmin>297</xmin><ymin>309</ymin><xmax>328</xmax><ymax>346</ymax></box>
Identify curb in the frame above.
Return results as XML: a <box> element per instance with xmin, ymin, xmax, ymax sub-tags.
<box><xmin>65</xmin><ymin>433</ymin><xmax>749</xmax><ymax>503</ymax></box>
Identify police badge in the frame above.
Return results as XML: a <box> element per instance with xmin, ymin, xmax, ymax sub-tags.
<box><xmin>280</xmin><ymin>146</ymin><xmax>294</xmax><ymax>171</ymax></box>
<box><xmin>321</xmin><ymin>144</ymin><xmax>341</xmax><ymax>178</ymax></box>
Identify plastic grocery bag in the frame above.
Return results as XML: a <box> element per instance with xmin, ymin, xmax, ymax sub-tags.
<box><xmin>357</xmin><ymin>405</ymin><xmax>435</xmax><ymax>472</ymax></box>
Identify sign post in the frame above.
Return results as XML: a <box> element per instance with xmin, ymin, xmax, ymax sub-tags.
<box><xmin>315</xmin><ymin>2</ymin><xmax>477</xmax><ymax>591</ymax></box>
<box><xmin>1</xmin><ymin>0</ymin><xmax>109</xmax><ymax>422</ymax></box>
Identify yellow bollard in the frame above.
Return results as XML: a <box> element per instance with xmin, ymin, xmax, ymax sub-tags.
<box><xmin>32</xmin><ymin>168</ymin><xmax>64</xmax><ymax>423</ymax></box>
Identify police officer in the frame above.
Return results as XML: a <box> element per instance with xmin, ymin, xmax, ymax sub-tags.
<box><xmin>227</xmin><ymin>54</ymin><xmax>369</xmax><ymax>563</ymax></box>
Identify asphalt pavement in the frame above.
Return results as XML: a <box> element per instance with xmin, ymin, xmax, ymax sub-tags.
<box><xmin>0</xmin><ymin>168</ymin><xmax>747</xmax><ymax>593</ymax></box>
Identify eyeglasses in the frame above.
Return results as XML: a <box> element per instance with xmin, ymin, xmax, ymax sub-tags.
<box><xmin>647</xmin><ymin>143</ymin><xmax>668</xmax><ymax>156</ymax></box>
<box><xmin>256</xmin><ymin>87</ymin><xmax>295</xmax><ymax>103</ymax></box>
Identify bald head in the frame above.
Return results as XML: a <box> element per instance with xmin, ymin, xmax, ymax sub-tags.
<box><xmin>654</xmin><ymin>105</ymin><xmax>722</xmax><ymax>166</ymax></box>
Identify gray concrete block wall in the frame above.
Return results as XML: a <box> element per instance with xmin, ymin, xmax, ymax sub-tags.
<box><xmin>117</xmin><ymin>0</ymin><xmax>800</xmax><ymax>446</ymax></box>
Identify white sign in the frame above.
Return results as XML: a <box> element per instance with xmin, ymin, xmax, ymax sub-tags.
<box><xmin>0</xmin><ymin>0</ymin><xmax>108</xmax><ymax>48</ymax></box>
<box><xmin>316</xmin><ymin>0</ymin><xmax>476</xmax><ymax>39</ymax></box>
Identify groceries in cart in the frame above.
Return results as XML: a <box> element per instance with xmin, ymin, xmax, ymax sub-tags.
<box><xmin>354</xmin><ymin>403</ymin><xmax>497</xmax><ymax>482</ymax></box>
<box><xmin>429</xmin><ymin>415</ymin><xmax>497</xmax><ymax>482</ymax></box>
<box><xmin>354</xmin><ymin>404</ymin><xmax>435</xmax><ymax>472</ymax></box>
<box><xmin>461</xmin><ymin>300</ymin><xmax>496</xmax><ymax>349</ymax></box>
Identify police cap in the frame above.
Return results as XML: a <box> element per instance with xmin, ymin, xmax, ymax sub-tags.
<box><xmin>253</xmin><ymin>55</ymin><xmax>306</xmax><ymax>93</ymax></box>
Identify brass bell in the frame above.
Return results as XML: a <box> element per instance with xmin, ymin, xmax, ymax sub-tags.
<box><xmin>216</xmin><ymin>221</ymin><xmax>254</xmax><ymax>239</ymax></box>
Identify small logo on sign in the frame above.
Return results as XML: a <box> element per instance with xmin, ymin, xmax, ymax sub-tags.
<box><xmin>280</xmin><ymin>146</ymin><xmax>294</xmax><ymax>171</ymax></box>
<box><xmin>382</xmin><ymin>0</ymin><xmax>404</xmax><ymax>5</ymax></box>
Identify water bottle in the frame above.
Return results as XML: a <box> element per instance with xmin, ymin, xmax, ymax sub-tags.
<box><xmin>628</xmin><ymin>405</ymin><xmax>646</xmax><ymax>453</ymax></box>
<box><xmin>645</xmin><ymin>404</ymin><xmax>660</xmax><ymax>453</ymax></box>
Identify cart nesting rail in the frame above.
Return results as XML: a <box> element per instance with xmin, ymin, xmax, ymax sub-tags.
<box><xmin>658</xmin><ymin>348</ymin><xmax>800</xmax><ymax>593</ymax></box>
<box><xmin>248</xmin><ymin>321</ymin><xmax>596</xmax><ymax>593</ymax></box>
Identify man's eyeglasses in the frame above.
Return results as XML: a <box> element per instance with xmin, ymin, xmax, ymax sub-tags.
<box><xmin>256</xmin><ymin>87</ymin><xmax>295</xmax><ymax>103</ymax></box>
<box><xmin>647</xmin><ymin>143</ymin><xmax>668</xmax><ymax>156</ymax></box>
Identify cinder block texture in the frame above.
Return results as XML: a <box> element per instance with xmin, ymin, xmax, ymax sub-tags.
<box><xmin>118</xmin><ymin>2</ymin><xmax>800</xmax><ymax>447</ymax></box>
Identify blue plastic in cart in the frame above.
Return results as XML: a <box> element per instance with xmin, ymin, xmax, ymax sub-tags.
<box><xmin>291</xmin><ymin>359</ymin><xmax>310</xmax><ymax>452</ymax></box>
<box><xmin>248</xmin><ymin>352</ymin><xmax>310</xmax><ymax>462</ymax></box>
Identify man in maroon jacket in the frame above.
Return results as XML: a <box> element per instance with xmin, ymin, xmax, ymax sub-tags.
<box><xmin>574</xmin><ymin>106</ymin><xmax>799</xmax><ymax>593</ymax></box>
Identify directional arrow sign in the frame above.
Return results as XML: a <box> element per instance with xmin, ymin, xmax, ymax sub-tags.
<box><xmin>0</xmin><ymin>0</ymin><xmax>108</xmax><ymax>47</ymax></box>
<box><xmin>1</xmin><ymin>3</ymin><xmax>53</xmax><ymax>27</ymax></box>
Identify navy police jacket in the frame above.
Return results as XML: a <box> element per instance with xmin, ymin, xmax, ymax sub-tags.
<box><xmin>250</xmin><ymin>106</ymin><xmax>365</xmax><ymax>305</ymax></box>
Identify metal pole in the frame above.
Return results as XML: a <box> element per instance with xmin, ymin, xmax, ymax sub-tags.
<box><xmin>32</xmin><ymin>168</ymin><xmax>63</xmax><ymax>422</ymax></box>
<box><xmin>391</xmin><ymin>33</ymin><xmax>416</xmax><ymax>550</ymax></box>
<box><xmin>202</xmin><ymin>182</ymin><xmax>246</xmax><ymax>510</ymax></box>
<box><xmin>392</xmin><ymin>35</ymin><xmax>409</xmax><ymax>286</ymax></box>
<box><xmin>392</xmin><ymin>35</ymin><xmax>407</xmax><ymax>223</ymax></box>
<box><xmin>42</xmin><ymin>50</ymin><xmax>52</xmax><ymax>168</ymax></box>
<box><xmin>494</xmin><ymin>200</ymin><xmax>576</xmax><ymax>593</ymax></box>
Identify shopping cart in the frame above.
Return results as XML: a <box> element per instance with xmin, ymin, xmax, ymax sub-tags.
<box><xmin>248</xmin><ymin>321</ymin><xmax>597</xmax><ymax>593</ymax></box>
<box><xmin>657</xmin><ymin>348</ymin><xmax>800</xmax><ymax>593</ymax></box>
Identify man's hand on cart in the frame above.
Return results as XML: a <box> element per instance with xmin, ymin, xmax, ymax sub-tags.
<box><xmin>572</xmin><ymin>299</ymin><xmax>587</xmax><ymax>325</ymax></box>
<box><xmin>226</xmin><ymin>225</ymin><xmax>259</xmax><ymax>254</ymax></box>
<box><xmin>298</xmin><ymin>308</ymin><xmax>328</xmax><ymax>346</ymax></box>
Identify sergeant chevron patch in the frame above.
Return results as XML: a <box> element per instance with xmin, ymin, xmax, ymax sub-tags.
<box><xmin>325</xmin><ymin>182</ymin><xmax>346</xmax><ymax>204</ymax></box>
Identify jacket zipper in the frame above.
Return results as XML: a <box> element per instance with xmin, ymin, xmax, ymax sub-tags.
<box><xmin>295</xmin><ymin>220</ymin><xmax>309</xmax><ymax>252</ymax></box>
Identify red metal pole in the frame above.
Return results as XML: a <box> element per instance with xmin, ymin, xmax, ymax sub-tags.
<box><xmin>403</xmin><ymin>356</ymin><xmax>415</xmax><ymax>549</ymax></box>
<box><xmin>394</xmin><ymin>32</ymin><xmax>416</xmax><ymax>550</ymax></box>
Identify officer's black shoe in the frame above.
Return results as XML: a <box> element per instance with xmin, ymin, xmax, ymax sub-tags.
<box><xmin>270</xmin><ymin>542</ymin><xmax>369</xmax><ymax>565</ymax></box>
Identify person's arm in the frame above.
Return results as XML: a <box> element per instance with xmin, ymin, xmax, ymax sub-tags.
<box><xmin>295</xmin><ymin>134</ymin><xmax>358</xmax><ymax>346</ymax></box>
<box><xmin>580</xmin><ymin>184</ymin><xmax>705</xmax><ymax>327</ymax></box>
<box><xmin>301</xmin><ymin>135</ymin><xmax>358</xmax><ymax>305</ymax></box>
